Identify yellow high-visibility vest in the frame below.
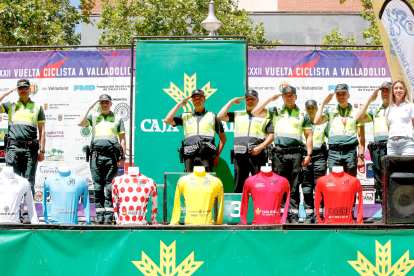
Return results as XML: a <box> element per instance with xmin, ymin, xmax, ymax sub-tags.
<box><xmin>234</xmin><ymin>110</ymin><xmax>270</xmax><ymax>154</ymax></box>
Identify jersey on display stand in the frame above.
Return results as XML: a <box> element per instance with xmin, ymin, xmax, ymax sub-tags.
<box><xmin>315</xmin><ymin>170</ymin><xmax>363</xmax><ymax>224</ymax></box>
<box><xmin>170</xmin><ymin>170</ymin><xmax>224</xmax><ymax>225</ymax></box>
<box><xmin>239</xmin><ymin>171</ymin><xmax>290</xmax><ymax>225</ymax></box>
<box><xmin>43</xmin><ymin>170</ymin><xmax>91</xmax><ymax>225</ymax></box>
<box><xmin>112</xmin><ymin>173</ymin><xmax>157</xmax><ymax>225</ymax></box>
<box><xmin>0</xmin><ymin>171</ymin><xmax>39</xmax><ymax>224</ymax></box>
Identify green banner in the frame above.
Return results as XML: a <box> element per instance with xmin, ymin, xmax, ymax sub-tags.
<box><xmin>2</xmin><ymin>229</ymin><xmax>414</xmax><ymax>275</ymax></box>
<box><xmin>221</xmin><ymin>193</ymin><xmax>254</xmax><ymax>223</ymax></box>
<box><xmin>135</xmin><ymin>40</ymin><xmax>246</xmax><ymax>191</ymax></box>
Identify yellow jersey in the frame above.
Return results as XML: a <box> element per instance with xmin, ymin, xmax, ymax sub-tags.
<box><xmin>170</xmin><ymin>170</ymin><xmax>224</xmax><ymax>225</ymax></box>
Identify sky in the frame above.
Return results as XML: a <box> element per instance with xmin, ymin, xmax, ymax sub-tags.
<box><xmin>70</xmin><ymin>0</ymin><xmax>82</xmax><ymax>34</ymax></box>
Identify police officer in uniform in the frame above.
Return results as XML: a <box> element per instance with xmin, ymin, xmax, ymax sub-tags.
<box><xmin>217</xmin><ymin>89</ymin><xmax>274</xmax><ymax>192</ymax></box>
<box><xmin>302</xmin><ymin>100</ymin><xmax>328</xmax><ymax>223</ymax></box>
<box><xmin>356</xmin><ymin>81</ymin><xmax>391</xmax><ymax>204</ymax></box>
<box><xmin>252</xmin><ymin>86</ymin><xmax>313</xmax><ymax>223</ymax></box>
<box><xmin>164</xmin><ymin>89</ymin><xmax>226</xmax><ymax>172</ymax></box>
<box><xmin>78</xmin><ymin>94</ymin><xmax>126</xmax><ymax>225</ymax></box>
<box><xmin>314</xmin><ymin>84</ymin><xmax>365</xmax><ymax>177</ymax></box>
<box><xmin>0</xmin><ymin>79</ymin><xmax>46</xmax><ymax>223</ymax></box>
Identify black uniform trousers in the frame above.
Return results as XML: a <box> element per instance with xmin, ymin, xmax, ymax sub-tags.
<box><xmin>272</xmin><ymin>149</ymin><xmax>303</xmax><ymax>218</ymax></box>
<box><xmin>370</xmin><ymin>143</ymin><xmax>387</xmax><ymax>204</ymax></box>
<box><xmin>234</xmin><ymin>152</ymin><xmax>267</xmax><ymax>193</ymax></box>
<box><xmin>184</xmin><ymin>153</ymin><xmax>214</xmax><ymax>172</ymax></box>
<box><xmin>302</xmin><ymin>149</ymin><xmax>327</xmax><ymax>216</ymax></box>
<box><xmin>90</xmin><ymin>151</ymin><xmax>119</xmax><ymax>220</ymax></box>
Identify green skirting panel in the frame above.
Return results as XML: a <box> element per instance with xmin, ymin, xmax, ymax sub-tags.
<box><xmin>1</xmin><ymin>229</ymin><xmax>414</xmax><ymax>275</ymax></box>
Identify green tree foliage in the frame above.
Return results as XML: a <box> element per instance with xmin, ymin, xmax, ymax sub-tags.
<box><xmin>97</xmin><ymin>0</ymin><xmax>280</xmax><ymax>47</ymax></box>
<box><xmin>321</xmin><ymin>28</ymin><xmax>359</xmax><ymax>50</ymax></box>
<box><xmin>0</xmin><ymin>0</ymin><xmax>95</xmax><ymax>48</ymax></box>
<box><xmin>324</xmin><ymin>0</ymin><xmax>414</xmax><ymax>50</ymax></box>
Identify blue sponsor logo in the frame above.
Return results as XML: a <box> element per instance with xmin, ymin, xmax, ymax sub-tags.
<box><xmin>117</xmin><ymin>166</ymin><xmax>124</xmax><ymax>176</ymax></box>
<box><xmin>74</xmin><ymin>85</ymin><xmax>95</xmax><ymax>91</ymax></box>
<box><xmin>328</xmin><ymin>85</ymin><xmax>336</xmax><ymax>91</ymax></box>
<box><xmin>366</xmin><ymin>163</ymin><xmax>374</xmax><ymax>178</ymax></box>
<box><xmin>328</xmin><ymin>84</ymin><xmax>350</xmax><ymax>91</ymax></box>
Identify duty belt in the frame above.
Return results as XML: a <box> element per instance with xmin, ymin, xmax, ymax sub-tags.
<box><xmin>367</xmin><ymin>141</ymin><xmax>387</xmax><ymax>155</ymax></box>
<box><xmin>184</xmin><ymin>144</ymin><xmax>199</xmax><ymax>154</ymax></box>
<box><xmin>183</xmin><ymin>141</ymin><xmax>217</xmax><ymax>155</ymax></box>
<box><xmin>274</xmin><ymin>145</ymin><xmax>305</xmax><ymax>154</ymax></box>
<box><xmin>234</xmin><ymin>143</ymin><xmax>261</xmax><ymax>154</ymax></box>
<box><xmin>234</xmin><ymin>145</ymin><xmax>247</xmax><ymax>153</ymax></box>
<box><xmin>313</xmin><ymin>143</ymin><xmax>328</xmax><ymax>155</ymax></box>
<box><xmin>92</xmin><ymin>145</ymin><xmax>119</xmax><ymax>159</ymax></box>
<box><xmin>328</xmin><ymin>143</ymin><xmax>357</xmax><ymax>151</ymax></box>
<box><xmin>8</xmin><ymin>139</ymin><xmax>39</xmax><ymax>149</ymax></box>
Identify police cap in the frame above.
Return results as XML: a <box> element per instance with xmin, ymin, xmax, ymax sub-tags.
<box><xmin>191</xmin><ymin>89</ymin><xmax>206</xmax><ymax>98</ymax></box>
<box><xmin>282</xmin><ymin>86</ymin><xmax>296</xmax><ymax>94</ymax></box>
<box><xmin>245</xmin><ymin>89</ymin><xmax>259</xmax><ymax>98</ymax></box>
<box><xmin>17</xmin><ymin>79</ymin><xmax>30</xmax><ymax>88</ymax></box>
<box><xmin>334</xmin><ymin>84</ymin><xmax>349</xmax><ymax>93</ymax></box>
<box><xmin>99</xmin><ymin>94</ymin><xmax>112</xmax><ymax>101</ymax></box>
<box><xmin>380</xmin><ymin>81</ymin><xmax>392</xmax><ymax>90</ymax></box>
<box><xmin>305</xmin><ymin>100</ymin><xmax>318</xmax><ymax>109</ymax></box>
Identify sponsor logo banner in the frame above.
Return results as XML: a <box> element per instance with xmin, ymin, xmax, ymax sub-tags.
<box><xmin>0</xmin><ymin>50</ymin><xmax>133</xmax><ymax>79</ymax></box>
<box><xmin>4</xmin><ymin>231</ymin><xmax>414</xmax><ymax>276</ymax></box>
<box><xmin>44</xmin><ymin>148</ymin><xmax>65</xmax><ymax>161</ymax></box>
<box><xmin>0</xmin><ymin>48</ymin><xmax>392</xmax><ymax>194</ymax></box>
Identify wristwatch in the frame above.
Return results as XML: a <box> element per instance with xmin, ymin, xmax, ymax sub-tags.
<box><xmin>120</xmin><ymin>156</ymin><xmax>126</xmax><ymax>160</ymax></box>
<box><xmin>40</xmin><ymin>150</ymin><xmax>45</xmax><ymax>153</ymax></box>
<box><xmin>359</xmin><ymin>154</ymin><xmax>365</xmax><ymax>158</ymax></box>
<box><xmin>307</xmin><ymin>153</ymin><xmax>312</xmax><ymax>157</ymax></box>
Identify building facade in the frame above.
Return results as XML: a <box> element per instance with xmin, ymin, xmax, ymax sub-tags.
<box><xmin>81</xmin><ymin>0</ymin><xmax>371</xmax><ymax>46</ymax></box>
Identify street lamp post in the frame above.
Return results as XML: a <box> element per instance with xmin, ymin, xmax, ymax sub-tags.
<box><xmin>200</xmin><ymin>1</ymin><xmax>223</xmax><ymax>39</ymax></box>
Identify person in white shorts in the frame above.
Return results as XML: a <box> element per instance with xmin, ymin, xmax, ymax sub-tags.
<box><xmin>385</xmin><ymin>80</ymin><xmax>414</xmax><ymax>155</ymax></box>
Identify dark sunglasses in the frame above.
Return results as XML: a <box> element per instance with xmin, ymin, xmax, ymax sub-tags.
<box><xmin>18</xmin><ymin>87</ymin><xmax>29</xmax><ymax>91</ymax></box>
<box><xmin>100</xmin><ymin>101</ymin><xmax>111</xmax><ymax>105</ymax></box>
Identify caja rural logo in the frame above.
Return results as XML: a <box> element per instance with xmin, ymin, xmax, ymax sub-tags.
<box><xmin>349</xmin><ymin>240</ymin><xmax>414</xmax><ymax>275</ymax></box>
<box><xmin>132</xmin><ymin>241</ymin><xmax>203</xmax><ymax>276</ymax></box>
<box><xmin>164</xmin><ymin>73</ymin><xmax>217</xmax><ymax>112</ymax></box>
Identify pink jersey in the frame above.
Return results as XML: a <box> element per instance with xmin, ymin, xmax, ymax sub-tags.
<box><xmin>315</xmin><ymin>171</ymin><xmax>363</xmax><ymax>224</ymax></box>
<box><xmin>239</xmin><ymin>171</ymin><xmax>290</xmax><ymax>225</ymax></box>
<box><xmin>112</xmin><ymin>173</ymin><xmax>157</xmax><ymax>225</ymax></box>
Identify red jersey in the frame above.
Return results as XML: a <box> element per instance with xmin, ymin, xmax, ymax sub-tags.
<box><xmin>239</xmin><ymin>171</ymin><xmax>290</xmax><ymax>225</ymax></box>
<box><xmin>315</xmin><ymin>171</ymin><xmax>363</xmax><ymax>224</ymax></box>
<box><xmin>112</xmin><ymin>173</ymin><xmax>157</xmax><ymax>225</ymax></box>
